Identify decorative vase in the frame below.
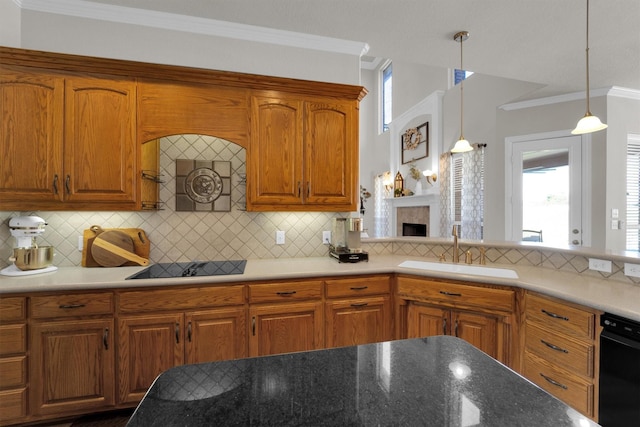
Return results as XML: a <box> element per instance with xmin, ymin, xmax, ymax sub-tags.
<box><xmin>414</xmin><ymin>180</ymin><xmax>423</xmax><ymax>195</ymax></box>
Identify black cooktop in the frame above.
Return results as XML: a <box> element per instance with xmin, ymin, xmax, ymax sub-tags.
<box><xmin>125</xmin><ymin>260</ymin><xmax>246</xmax><ymax>280</ymax></box>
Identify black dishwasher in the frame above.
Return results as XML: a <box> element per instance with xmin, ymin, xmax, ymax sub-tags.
<box><xmin>599</xmin><ymin>312</ymin><xmax>640</xmax><ymax>426</ymax></box>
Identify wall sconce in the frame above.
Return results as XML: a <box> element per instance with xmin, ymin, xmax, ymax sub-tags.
<box><xmin>382</xmin><ymin>171</ymin><xmax>393</xmax><ymax>197</ymax></box>
<box><xmin>423</xmin><ymin>170</ymin><xmax>437</xmax><ymax>185</ymax></box>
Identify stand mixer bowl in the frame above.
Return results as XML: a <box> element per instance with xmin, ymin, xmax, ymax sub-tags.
<box><xmin>7</xmin><ymin>216</ymin><xmax>55</xmax><ymax>271</ymax></box>
<box><xmin>10</xmin><ymin>246</ymin><xmax>55</xmax><ymax>271</ymax></box>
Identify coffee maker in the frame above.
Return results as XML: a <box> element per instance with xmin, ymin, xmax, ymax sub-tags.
<box><xmin>329</xmin><ymin>217</ymin><xmax>368</xmax><ymax>263</ymax></box>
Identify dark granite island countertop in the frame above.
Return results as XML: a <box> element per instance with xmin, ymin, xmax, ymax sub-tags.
<box><xmin>127</xmin><ymin>336</ymin><xmax>598</xmax><ymax>426</ymax></box>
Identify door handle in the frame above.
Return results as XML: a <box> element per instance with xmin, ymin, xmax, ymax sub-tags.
<box><xmin>175</xmin><ymin>322</ymin><xmax>180</xmax><ymax>344</ymax></box>
<box><xmin>53</xmin><ymin>174</ymin><xmax>59</xmax><ymax>194</ymax></box>
<box><xmin>187</xmin><ymin>321</ymin><xmax>192</xmax><ymax>342</ymax></box>
<box><xmin>443</xmin><ymin>318</ymin><xmax>447</xmax><ymax>335</ymax></box>
<box><xmin>252</xmin><ymin>316</ymin><xmax>256</xmax><ymax>336</ymax></box>
<box><xmin>103</xmin><ymin>328</ymin><xmax>109</xmax><ymax>350</ymax></box>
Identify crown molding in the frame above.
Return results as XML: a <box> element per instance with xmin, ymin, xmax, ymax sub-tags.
<box><xmin>500</xmin><ymin>86</ymin><xmax>640</xmax><ymax>111</ymax></box>
<box><xmin>14</xmin><ymin>0</ymin><xmax>370</xmax><ymax>57</ymax></box>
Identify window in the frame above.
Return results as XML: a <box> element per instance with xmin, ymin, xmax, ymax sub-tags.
<box><xmin>627</xmin><ymin>134</ymin><xmax>640</xmax><ymax>251</ymax></box>
<box><xmin>453</xmin><ymin>69</ymin><xmax>474</xmax><ymax>86</ymax></box>
<box><xmin>381</xmin><ymin>62</ymin><xmax>392</xmax><ymax>132</ymax></box>
<box><xmin>445</xmin><ymin>147</ymin><xmax>484</xmax><ymax>240</ymax></box>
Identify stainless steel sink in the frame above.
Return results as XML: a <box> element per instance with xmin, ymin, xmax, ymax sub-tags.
<box><xmin>398</xmin><ymin>260</ymin><xmax>518</xmax><ymax>279</ymax></box>
<box><xmin>126</xmin><ymin>260</ymin><xmax>246</xmax><ymax>279</ymax></box>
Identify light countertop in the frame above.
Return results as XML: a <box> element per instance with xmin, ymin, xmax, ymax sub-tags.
<box><xmin>1</xmin><ymin>255</ymin><xmax>639</xmax><ymax>322</ymax></box>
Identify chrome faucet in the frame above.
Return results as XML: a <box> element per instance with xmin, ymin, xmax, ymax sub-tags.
<box><xmin>452</xmin><ymin>225</ymin><xmax>459</xmax><ymax>263</ymax></box>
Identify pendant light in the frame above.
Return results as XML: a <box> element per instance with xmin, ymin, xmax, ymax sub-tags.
<box><xmin>571</xmin><ymin>0</ymin><xmax>607</xmax><ymax>135</ymax></box>
<box><xmin>451</xmin><ymin>31</ymin><xmax>473</xmax><ymax>153</ymax></box>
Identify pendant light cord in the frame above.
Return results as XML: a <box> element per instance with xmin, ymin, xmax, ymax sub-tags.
<box><xmin>585</xmin><ymin>0</ymin><xmax>591</xmax><ymax>115</ymax></box>
<box><xmin>459</xmin><ymin>34</ymin><xmax>465</xmax><ymax>140</ymax></box>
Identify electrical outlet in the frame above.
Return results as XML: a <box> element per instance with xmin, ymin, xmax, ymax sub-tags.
<box><xmin>624</xmin><ymin>263</ymin><xmax>640</xmax><ymax>278</ymax></box>
<box><xmin>589</xmin><ymin>258</ymin><xmax>612</xmax><ymax>273</ymax></box>
<box><xmin>275</xmin><ymin>230</ymin><xmax>285</xmax><ymax>245</ymax></box>
<box><xmin>78</xmin><ymin>235</ymin><xmax>83</xmax><ymax>252</ymax></box>
<box><xmin>322</xmin><ymin>231</ymin><xmax>331</xmax><ymax>245</ymax></box>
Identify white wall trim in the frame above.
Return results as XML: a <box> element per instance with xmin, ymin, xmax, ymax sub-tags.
<box><xmin>14</xmin><ymin>0</ymin><xmax>370</xmax><ymax>57</ymax></box>
<box><xmin>499</xmin><ymin>86</ymin><xmax>640</xmax><ymax>111</ymax></box>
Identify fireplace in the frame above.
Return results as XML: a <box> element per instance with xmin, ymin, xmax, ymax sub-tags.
<box><xmin>396</xmin><ymin>206</ymin><xmax>430</xmax><ymax>237</ymax></box>
<box><xmin>403</xmin><ymin>222</ymin><xmax>427</xmax><ymax>237</ymax></box>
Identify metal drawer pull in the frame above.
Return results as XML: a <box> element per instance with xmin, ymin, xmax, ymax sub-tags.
<box><xmin>350</xmin><ymin>302</ymin><xmax>368</xmax><ymax>307</ymax></box>
<box><xmin>454</xmin><ymin>320</ymin><xmax>459</xmax><ymax>337</ymax></box>
<box><xmin>65</xmin><ymin>174</ymin><xmax>71</xmax><ymax>194</ymax></box>
<box><xmin>187</xmin><ymin>321</ymin><xmax>192</xmax><ymax>342</ymax></box>
<box><xmin>439</xmin><ymin>291</ymin><xmax>462</xmax><ymax>297</ymax></box>
<box><xmin>59</xmin><ymin>303</ymin><xmax>86</xmax><ymax>309</ymax></box>
<box><xmin>53</xmin><ymin>174</ymin><xmax>59</xmax><ymax>194</ymax></box>
<box><xmin>540</xmin><ymin>339</ymin><xmax>568</xmax><ymax>353</ymax></box>
<box><xmin>175</xmin><ymin>323</ymin><xmax>180</xmax><ymax>344</ymax></box>
<box><xmin>252</xmin><ymin>317</ymin><xmax>256</xmax><ymax>336</ymax></box>
<box><xmin>541</xmin><ymin>309</ymin><xmax>569</xmax><ymax>321</ymax></box>
<box><xmin>350</xmin><ymin>286</ymin><xmax>368</xmax><ymax>291</ymax></box>
<box><xmin>443</xmin><ymin>318</ymin><xmax>447</xmax><ymax>335</ymax></box>
<box><xmin>103</xmin><ymin>328</ymin><xmax>109</xmax><ymax>350</ymax></box>
<box><xmin>539</xmin><ymin>373</ymin><xmax>568</xmax><ymax>390</ymax></box>
<box><xmin>276</xmin><ymin>291</ymin><xmax>297</xmax><ymax>296</ymax></box>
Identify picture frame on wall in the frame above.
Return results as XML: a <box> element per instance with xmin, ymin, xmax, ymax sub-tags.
<box><xmin>401</xmin><ymin>121</ymin><xmax>429</xmax><ymax>164</ymax></box>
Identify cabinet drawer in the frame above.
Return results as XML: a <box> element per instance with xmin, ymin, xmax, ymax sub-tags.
<box><xmin>119</xmin><ymin>285</ymin><xmax>244</xmax><ymax>313</ymax></box>
<box><xmin>526</xmin><ymin>293</ymin><xmax>596</xmax><ymax>340</ymax></box>
<box><xmin>325</xmin><ymin>276</ymin><xmax>391</xmax><ymax>298</ymax></box>
<box><xmin>31</xmin><ymin>292</ymin><xmax>113</xmax><ymax>318</ymax></box>
<box><xmin>525</xmin><ymin>323</ymin><xmax>594</xmax><ymax>378</ymax></box>
<box><xmin>523</xmin><ymin>351</ymin><xmax>594</xmax><ymax>417</ymax></box>
<box><xmin>0</xmin><ymin>324</ymin><xmax>26</xmax><ymax>356</ymax></box>
<box><xmin>397</xmin><ymin>276</ymin><xmax>514</xmax><ymax>312</ymax></box>
<box><xmin>0</xmin><ymin>387</ymin><xmax>27</xmax><ymax>422</ymax></box>
<box><xmin>0</xmin><ymin>356</ymin><xmax>26</xmax><ymax>388</ymax></box>
<box><xmin>0</xmin><ymin>297</ymin><xmax>26</xmax><ymax>321</ymax></box>
<box><xmin>249</xmin><ymin>281</ymin><xmax>323</xmax><ymax>303</ymax></box>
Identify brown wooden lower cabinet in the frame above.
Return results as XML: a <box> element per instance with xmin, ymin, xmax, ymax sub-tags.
<box><xmin>325</xmin><ymin>296</ymin><xmax>391</xmax><ymax>348</ymax></box>
<box><xmin>249</xmin><ymin>301</ymin><xmax>324</xmax><ymax>357</ymax></box>
<box><xmin>521</xmin><ymin>292</ymin><xmax>601</xmax><ymax>420</ymax></box>
<box><xmin>30</xmin><ymin>318</ymin><xmax>115</xmax><ymax>416</ymax></box>
<box><xmin>406</xmin><ymin>303</ymin><xmax>499</xmax><ymax>359</ymax></box>
<box><xmin>118</xmin><ymin>313</ymin><xmax>184</xmax><ymax>404</ymax></box>
<box><xmin>0</xmin><ymin>297</ymin><xmax>27</xmax><ymax>425</ymax></box>
<box><xmin>118</xmin><ymin>308</ymin><xmax>246</xmax><ymax>404</ymax></box>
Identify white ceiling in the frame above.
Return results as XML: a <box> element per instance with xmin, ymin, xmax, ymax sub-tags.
<box><xmin>70</xmin><ymin>1</ymin><xmax>640</xmax><ymax>98</ymax></box>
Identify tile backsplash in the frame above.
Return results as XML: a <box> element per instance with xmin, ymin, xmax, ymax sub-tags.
<box><xmin>0</xmin><ymin>135</ymin><xmax>342</xmax><ymax>268</ymax></box>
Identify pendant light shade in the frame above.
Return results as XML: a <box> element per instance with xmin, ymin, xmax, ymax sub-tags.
<box><xmin>571</xmin><ymin>0</ymin><xmax>607</xmax><ymax>135</ymax></box>
<box><xmin>452</xmin><ymin>31</ymin><xmax>474</xmax><ymax>153</ymax></box>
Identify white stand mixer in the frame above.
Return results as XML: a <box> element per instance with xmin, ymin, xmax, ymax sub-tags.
<box><xmin>1</xmin><ymin>216</ymin><xmax>58</xmax><ymax>276</ymax></box>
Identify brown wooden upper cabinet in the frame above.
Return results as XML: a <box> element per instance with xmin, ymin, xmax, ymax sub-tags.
<box><xmin>0</xmin><ymin>47</ymin><xmax>366</xmax><ymax>212</ymax></box>
<box><xmin>247</xmin><ymin>94</ymin><xmax>359</xmax><ymax>211</ymax></box>
<box><xmin>0</xmin><ymin>66</ymin><xmax>137</xmax><ymax>210</ymax></box>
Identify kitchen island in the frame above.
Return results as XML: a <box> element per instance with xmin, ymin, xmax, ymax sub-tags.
<box><xmin>127</xmin><ymin>336</ymin><xmax>598</xmax><ymax>426</ymax></box>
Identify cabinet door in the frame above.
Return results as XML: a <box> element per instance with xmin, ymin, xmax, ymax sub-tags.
<box><xmin>64</xmin><ymin>76</ymin><xmax>137</xmax><ymax>206</ymax></box>
<box><xmin>30</xmin><ymin>319</ymin><xmax>115</xmax><ymax>416</ymax></box>
<box><xmin>407</xmin><ymin>304</ymin><xmax>448</xmax><ymax>338</ymax></box>
<box><xmin>0</xmin><ymin>67</ymin><xmax>64</xmax><ymax>205</ymax></box>
<box><xmin>248</xmin><ymin>96</ymin><xmax>304</xmax><ymax>207</ymax></box>
<box><xmin>326</xmin><ymin>296</ymin><xmax>391</xmax><ymax>348</ymax></box>
<box><xmin>304</xmin><ymin>101</ymin><xmax>357</xmax><ymax>209</ymax></box>
<box><xmin>452</xmin><ymin>311</ymin><xmax>498</xmax><ymax>359</ymax></box>
<box><xmin>118</xmin><ymin>314</ymin><xmax>184</xmax><ymax>404</ymax></box>
<box><xmin>249</xmin><ymin>302</ymin><xmax>323</xmax><ymax>357</ymax></box>
<box><xmin>185</xmin><ymin>308</ymin><xmax>247</xmax><ymax>364</ymax></box>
